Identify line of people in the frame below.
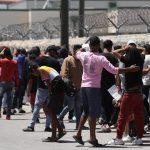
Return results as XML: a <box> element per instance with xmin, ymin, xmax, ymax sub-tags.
<box><xmin>0</xmin><ymin>36</ymin><xmax>150</xmax><ymax>147</ymax></box>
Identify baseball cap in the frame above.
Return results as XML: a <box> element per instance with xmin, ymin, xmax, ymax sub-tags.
<box><xmin>127</xmin><ymin>40</ymin><xmax>136</xmax><ymax>46</ymax></box>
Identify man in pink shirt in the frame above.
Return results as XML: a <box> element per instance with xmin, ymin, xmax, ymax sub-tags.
<box><xmin>73</xmin><ymin>36</ymin><xmax>140</xmax><ymax>147</ymax></box>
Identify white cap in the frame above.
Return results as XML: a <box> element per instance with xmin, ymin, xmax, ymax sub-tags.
<box><xmin>82</xmin><ymin>44</ymin><xmax>90</xmax><ymax>51</ymax></box>
<box><xmin>127</xmin><ymin>40</ymin><xmax>136</xmax><ymax>46</ymax></box>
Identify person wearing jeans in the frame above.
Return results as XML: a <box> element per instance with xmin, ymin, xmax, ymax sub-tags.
<box><xmin>0</xmin><ymin>47</ymin><xmax>19</xmax><ymax>120</ymax></box>
<box><xmin>23</xmin><ymin>87</ymin><xmax>51</xmax><ymax>132</ymax></box>
<box><xmin>58</xmin><ymin>90</ymin><xmax>82</xmax><ymax>129</ymax></box>
<box><xmin>58</xmin><ymin>44</ymin><xmax>83</xmax><ymax>129</ymax></box>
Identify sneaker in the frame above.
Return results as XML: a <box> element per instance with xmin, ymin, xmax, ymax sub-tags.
<box><xmin>3</xmin><ymin>109</ymin><xmax>7</xmax><ymax>115</ymax></box>
<box><xmin>122</xmin><ymin>135</ymin><xmax>134</xmax><ymax>142</ymax></box>
<box><xmin>11</xmin><ymin>109</ymin><xmax>17</xmax><ymax>114</ymax></box>
<box><xmin>6</xmin><ymin>115</ymin><xmax>11</xmax><ymax>120</ymax></box>
<box><xmin>19</xmin><ymin>109</ymin><xmax>26</xmax><ymax>113</ymax></box>
<box><xmin>44</xmin><ymin>127</ymin><xmax>52</xmax><ymax>132</ymax></box>
<box><xmin>98</xmin><ymin>118</ymin><xmax>105</xmax><ymax>125</ymax></box>
<box><xmin>107</xmin><ymin>138</ymin><xmax>125</xmax><ymax>145</ymax></box>
<box><xmin>98</xmin><ymin>126</ymin><xmax>111</xmax><ymax>133</ymax></box>
<box><xmin>132</xmin><ymin>138</ymin><xmax>143</xmax><ymax>145</ymax></box>
<box><xmin>23</xmin><ymin>126</ymin><xmax>34</xmax><ymax>132</ymax></box>
<box><xmin>144</xmin><ymin>124</ymin><xmax>150</xmax><ymax>131</ymax></box>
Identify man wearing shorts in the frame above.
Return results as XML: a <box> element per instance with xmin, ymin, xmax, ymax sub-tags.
<box><xmin>73</xmin><ymin>36</ymin><xmax>140</xmax><ymax>147</ymax></box>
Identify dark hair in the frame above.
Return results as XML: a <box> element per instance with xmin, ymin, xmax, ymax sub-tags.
<box><xmin>114</xmin><ymin>45</ymin><xmax>122</xmax><ymax>50</ymax></box>
<box><xmin>29</xmin><ymin>54</ymin><xmax>37</xmax><ymax>60</ymax></box>
<box><xmin>45</xmin><ymin>45</ymin><xmax>57</xmax><ymax>54</ymax></box>
<box><xmin>89</xmin><ymin>36</ymin><xmax>100</xmax><ymax>46</ymax></box>
<box><xmin>103</xmin><ymin>40</ymin><xmax>113</xmax><ymax>49</ymax></box>
<box><xmin>29</xmin><ymin>62</ymin><xmax>39</xmax><ymax>70</ymax></box>
<box><xmin>20</xmin><ymin>48</ymin><xmax>27</xmax><ymax>56</ymax></box>
<box><xmin>58</xmin><ymin>48</ymin><xmax>68</xmax><ymax>59</ymax></box>
<box><xmin>126</xmin><ymin>47</ymin><xmax>144</xmax><ymax>67</ymax></box>
<box><xmin>30</xmin><ymin>46</ymin><xmax>41</xmax><ymax>56</ymax></box>
<box><xmin>73</xmin><ymin>44</ymin><xmax>82</xmax><ymax>51</ymax></box>
<box><xmin>4</xmin><ymin>48</ymin><xmax>13</xmax><ymax>59</ymax></box>
<box><xmin>144</xmin><ymin>44</ymin><xmax>150</xmax><ymax>54</ymax></box>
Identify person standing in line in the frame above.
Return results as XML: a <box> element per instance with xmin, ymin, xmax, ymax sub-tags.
<box><xmin>100</xmin><ymin>39</ymin><xmax>119</xmax><ymax>133</ymax></box>
<box><xmin>107</xmin><ymin>45</ymin><xmax>145</xmax><ymax>146</ymax></box>
<box><xmin>72</xmin><ymin>36</ymin><xmax>140</xmax><ymax>147</ymax></box>
<box><xmin>12</xmin><ymin>48</ymin><xmax>27</xmax><ymax>114</ymax></box>
<box><xmin>0</xmin><ymin>48</ymin><xmax>19</xmax><ymax>120</ymax></box>
<box><xmin>142</xmin><ymin>44</ymin><xmax>150</xmax><ymax>122</ymax></box>
<box><xmin>57</xmin><ymin>44</ymin><xmax>83</xmax><ymax>130</ymax></box>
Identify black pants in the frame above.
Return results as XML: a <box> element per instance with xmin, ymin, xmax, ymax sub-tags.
<box><xmin>12</xmin><ymin>79</ymin><xmax>26</xmax><ymax>109</ymax></box>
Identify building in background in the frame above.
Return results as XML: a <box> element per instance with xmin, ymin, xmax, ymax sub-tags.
<box><xmin>1</xmin><ymin>0</ymin><xmax>150</xmax><ymax>41</ymax></box>
<box><xmin>0</xmin><ymin>0</ymin><xmax>150</xmax><ymax>10</ymax></box>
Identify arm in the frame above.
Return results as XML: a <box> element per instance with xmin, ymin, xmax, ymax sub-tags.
<box><xmin>44</xmin><ymin>79</ymin><xmax>52</xmax><ymax>95</ymax></box>
<box><xmin>14</xmin><ymin>63</ymin><xmax>19</xmax><ymax>88</ymax></box>
<box><xmin>118</xmin><ymin>64</ymin><xmax>140</xmax><ymax>74</ymax></box>
<box><xmin>60</xmin><ymin>58</ymin><xmax>69</xmax><ymax>78</ymax></box>
<box><xmin>26</xmin><ymin>78</ymin><xmax>33</xmax><ymax>97</ymax></box>
<box><xmin>143</xmin><ymin>65</ymin><xmax>150</xmax><ymax>76</ymax></box>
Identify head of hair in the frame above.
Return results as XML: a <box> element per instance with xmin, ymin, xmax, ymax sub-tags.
<box><xmin>45</xmin><ymin>45</ymin><xmax>57</xmax><ymax>54</ymax></box>
<box><xmin>20</xmin><ymin>48</ymin><xmax>27</xmax><ymax>56</ymax></box>
<box><xmin>89</xmin><ymin>36</ymin><xmax>100</xmax><ymax>47</ymax></box>
<box><xmin>103</xmin><ymin>40</ymin><xmax>113</xmax><ymax>50</ymax></box>
<box><xmin>4</xmin><ymin>48</ymin><xmax>13</xmax><ymax>59</ymax></box>
<box><xmin>29</xmin><ymin>54</ymin><xmax>37</xmax><ymax>60</ymax></box>
<box><xmin>58</xmin><ymin>47</ymin><xmax>68</xmax><ymax>59</ymax></box>
<box><xmin>126</xmin><ymin>47</ymin><xmax>144</xmax><ymax>67</ymax></box>
<box><xmin>0</xmin><ymin>45</ymin><xmax>8</xmax><ymax>52</ymax></box>
<box><xmin>30</xmin><ymin>46</ymin><xmax>41</xmax><ymax>56</ymax></box>
<box><xmin>89</xmin><ymin>36</ymin><xmax>100</xmax><ymax>52</ymax></box>
<box><xmin>114</xmin><ymin>45</ymin><xmax>122</xmax><ymax>50</ymax></box>
<box><xmin>144</xmin><ymin>44</ymin><xmax>150</xmax><ymax>54</ymax></box>
<box><xmin>29</xmin><ymin>62</ymin><xmax>39</xmax><ymax>70</ymax></box>
<box><xmin>73</xmin><ymin>44</ymin><xmax>82</xmax><ymax>51</ymax></box>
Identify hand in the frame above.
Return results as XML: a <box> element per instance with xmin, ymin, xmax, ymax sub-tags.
<box><xmin>129</xmin><ymin>64</ymin><xmax>140</xmax><ymax>72</ymax></box>
<box><xmin>148</xmin><ymin>65</ymin><xmax>150</xmax><ymax>71</ymax></box>
<box><xmin>15</xmin><ymin>87</ymin><xmax>19</xmax><ymax>91</ymax></box>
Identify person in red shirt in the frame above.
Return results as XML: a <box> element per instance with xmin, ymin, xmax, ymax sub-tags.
<box><xmin>0</xmin><ymin>47</ymin><xmax>19</xmax><ymax>120</ymax></box>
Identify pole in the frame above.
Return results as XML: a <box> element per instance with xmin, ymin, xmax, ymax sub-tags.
<box><xmin>60</xmin><ymin>0</ymin><xmax>69</xmax><ymax>48</ymax></box>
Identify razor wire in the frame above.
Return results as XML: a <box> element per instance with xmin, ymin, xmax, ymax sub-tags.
<box><xmin>1</xmin><ymin>8</ymin><xmax>150</xmax><ymax>41</ymax></box>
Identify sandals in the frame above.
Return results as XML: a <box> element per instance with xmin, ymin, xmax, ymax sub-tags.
<box><xmin>57</xmin><ymin>131</ymin><xmax>67</xmax><ymax>140</ymax></box>
<box><xmin>42</xmin><ymin>131</ymin><xmax>66</xmax><ymax>142</ymax></box>
<box><xmin>87</xmin><ymin>139</ymin><xmax>103</xmax><ymax>147</ymax></box>
<box><xmin>73</xmin><ymin>135</ymin><xmax>84</xmax><ymax>145</ymax></box>
<box><xmin>42</xmin><ymin>137</ymin><xmax>57</xmax><ymax>142</ymax></box>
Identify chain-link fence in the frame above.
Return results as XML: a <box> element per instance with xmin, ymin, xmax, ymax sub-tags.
<box><xmin>1</xmin><ymin>8</ymin><xmax>150</xmax><ymax>41</ymax></box>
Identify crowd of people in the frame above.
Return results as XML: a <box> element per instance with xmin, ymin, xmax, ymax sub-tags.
<box><xmin>0</xmin><ymin>36</ymin><xmax>150</xmax><ymax>147</ymax></box>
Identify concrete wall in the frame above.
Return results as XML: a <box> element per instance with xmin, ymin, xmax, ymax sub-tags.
<box><xmin>0</xmin><ymin>33</ymin><xmax>149</xmax><ymax>50</ymax></box>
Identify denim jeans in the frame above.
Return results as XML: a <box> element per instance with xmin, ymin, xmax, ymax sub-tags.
<box><xmin>58</xmin><ymin>90</ymin><xmax>82</xmax><ymax>127</ymax></box>
<box><xmin>30</xmin><ymin>88</ymin><xmax>51</xmax><ymax>128</ymax></box>
<box><xmin>12</xmin><ymin>79</ymin><xmax>26</xmax><ymax>109</ymax></box>
<box><xmin>0</xmin><ymin>81</ymin><xmax>14</xmax><ymax>116</ymax></box>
